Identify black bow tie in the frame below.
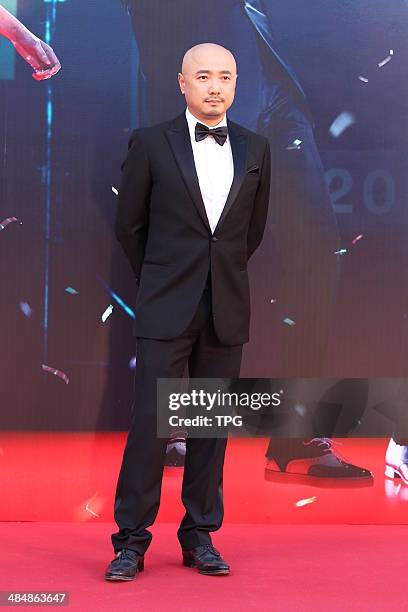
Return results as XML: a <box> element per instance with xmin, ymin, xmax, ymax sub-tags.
<box><xmin>195</xmin><ymin>122</ymin><xmax>228</xmax><ymax>146</ymax></box>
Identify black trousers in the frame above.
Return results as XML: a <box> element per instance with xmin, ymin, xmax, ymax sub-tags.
<box><xmin>111</xmin><ymin>274</ymin><xmax>243</xmax><ymax>555</ymax></box>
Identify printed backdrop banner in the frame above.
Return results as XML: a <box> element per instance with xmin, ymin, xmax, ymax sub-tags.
<box><xmin>1</xmin><ymin>0</ymin><xmax>407</xmax><ymax>433</ymax></box>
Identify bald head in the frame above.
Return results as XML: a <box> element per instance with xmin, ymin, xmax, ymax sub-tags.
<box><xmin>178</xmin><ymin>43</ymin><xmax>237</xmax><ymax>126</ymax></box>
<box><xmin>181</xmin><ymin>43</ymin><xmax>236</xmax><ymax>76</ymax></box>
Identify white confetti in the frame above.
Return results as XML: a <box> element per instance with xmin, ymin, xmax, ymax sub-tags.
<box><xmin>329</xmin><ymin>111</ymin><xmax>356</xmax><ymax>138</ymax></box>
<box><xmin>101</xmin><ymin>304</ymin><xmax>114</xmax><ymax>323</ymax></box>
<box><xmin>378</xmin><ymin>56</ymin><xmax>392</xmax><ymax>68</ymax></box>
<box><xmin>111</xmin><ymin>186</ymin><xmax>118</xmax><ymax>196</ymax></box>
<box><xmin>286</xmin><ymin>138</ymin><xmax>303</xmax><ymax>150</ymax></box>
<box><xmin>358</xmin><ymin>76</ymin><xmax>369</xmax><ymax>83</ymax></box>
<box><xmin>73</xmin><ymin>492</ymin><xmax>106</xmax><ymax>522</ymax></box>
<box><xmin>85</xmin><ymin>503</ymin><xmax>100</xmax><ymax>518</ymax></box>
<box><xmin>295</xmin><ymin>496</ymin><xmax>317</xmax><ymax>508</ymax></box>
<box><xmin>378</xmin><ymin>54</ymin><xmax>393</xmax><ymax>68</ymax></box>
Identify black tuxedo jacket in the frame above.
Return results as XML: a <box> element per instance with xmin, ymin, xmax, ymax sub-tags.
<box><xmin>115</xmin><ymin>111</ymin><xmax>271</xmax><ymax>345</ymax></box>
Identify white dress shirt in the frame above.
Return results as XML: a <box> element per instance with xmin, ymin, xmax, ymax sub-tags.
<box><xmin>185</xmin><ymin>106</ymin><xmax>234</xmax><ymax>234</ymax></box>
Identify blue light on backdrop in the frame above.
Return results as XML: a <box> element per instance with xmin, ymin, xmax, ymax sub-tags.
<box><xmin>0</xmin><ymin>0</ymin><xmax>17</xmax><ymax>80</ymax></box>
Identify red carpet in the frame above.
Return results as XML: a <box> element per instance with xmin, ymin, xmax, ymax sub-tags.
<box><xmin>1</xmin><ymin>522</ymin><xmax>407</xmax><ymax>611</ymax></box>
<box><xmin>1</xmin><ymin>436</ymin><xmax>407</xmax><ymax>608</ymax></box>
<box><xmin>0</xmin><ymin>434</ymin><xmax>407</xmax><ymax>522</ymax></box>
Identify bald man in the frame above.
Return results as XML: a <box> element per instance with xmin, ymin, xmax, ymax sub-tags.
<box><xmin>105</xmin><ymin>43</ymin><xmax>271</xmax><ymax>580</ymax></box>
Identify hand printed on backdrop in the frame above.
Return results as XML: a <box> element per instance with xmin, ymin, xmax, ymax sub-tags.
<box><xmin>0</xmin><ymin>3</ymin><xmax>61</xmax><ymax>80</ymax></box>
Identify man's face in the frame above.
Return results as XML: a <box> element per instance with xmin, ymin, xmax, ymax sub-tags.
<box><xmin>178</xmin><ymin>47</ymin><xmax>237</xmax><ymax>123</ymax></box>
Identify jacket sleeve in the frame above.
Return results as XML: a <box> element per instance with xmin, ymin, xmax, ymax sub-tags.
<box><xmin>247</xmin><ymin>137</ymin><xmax>271</xmax><ymax>260</ymax></box>
<box><xmin>115</xmin><ymin>130</ymin><xmax>152</xmax><ymax>282</ymax></box>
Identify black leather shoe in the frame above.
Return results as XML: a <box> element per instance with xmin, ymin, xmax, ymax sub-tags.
<box><xmin>182</xmin><ymin>544</ymin><xmax>230</xmax><ymax>575</ymax></box>
<box><xmin>104</xmin><ymin>549</ymin><xmax>144</xmax><ymax>581</ymax></box>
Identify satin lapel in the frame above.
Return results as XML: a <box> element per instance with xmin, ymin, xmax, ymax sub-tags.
<box><xmin>164</xmin><ymin>113</ymin><xmax>248</xmax><ymax>234</ymax></box>
<box><xmin>164</xmin><ymin>113</ymin><xmax>211</xmax><ymax>233</ymax></box>
<box><xmin>213</xmin><ymin>120</ymin><xmax>248</xmax><ymax>233</ymax></box>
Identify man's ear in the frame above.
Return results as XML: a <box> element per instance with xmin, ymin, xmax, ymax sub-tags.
<box><xmin>178</xmin><ymin>72</ymin><xmax>185</xmax><ymax>94</ymax></box>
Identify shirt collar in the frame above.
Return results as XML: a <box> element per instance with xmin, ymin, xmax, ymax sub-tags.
<box><xmin>185</xmin><ymin>106</ymin><xmax>227</xmax><ymax>142</ymax></box>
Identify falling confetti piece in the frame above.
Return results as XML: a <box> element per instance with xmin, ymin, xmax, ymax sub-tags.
<box><xmin>358</xmin><ymin>76</ymin><xmax>369</xmax><ymax>83</ymax></box>
<box><xmin>390</xmin><ymin>49</ymin><xmax>394</xmax><ymax>56</ymax></box>
<box><xmin>270</xmin><ymin>298</ymin><xmax>277</xmax><ymax>304</ymax></box>
<box><xmin>0</xmin><ymin>216</ymin><xmax>20</xmax><ymax>231</ymax></box>
<box><xmin>101</xmin><ymin>304</ymin><xmax>114</xmax><ymax>322</ymax></box>
<box><xmin>42</xmin><ymin>364</ymin><xmax>70</xmax><ymax>385</ymax></box>
<box><xmin>19</xmin><ymin>302</ymin><xmax>32</xmax><ymax>317</ymax></box>
<box><xmin>334</xmin><ymin>248</ymin><xmax>347</xmax><ymax>255</ymax></box>
<box><xmin>286</xmin><ymin>138</ymin><xmax>302</xmax><ymax>150</ymax></box>
<box><xmin>129</xmin><ymin>356</ymin><xmax>137</xmax><ymax>370</ymax></box>
<box><xmin>352</xmin><ymin>233</ymin><xmax>363</xmax><ymax>245</ymax></box>
<box><xmin>73</xmin><ymin>492</ymin><xmax>107</xmax><ymax>522</ymax></box>
<box><xmin>111</xmin><ymin>186</ymin><xmax>118</xmax><ymax>196</ymax></box>
<box><xmin>295</xmin><ymin>496</ymin><xmax>317</xmax><ymax>508</ymax></box>
<box><xmin>378</xmin><ymin>55</ymin><xmax>392</xmax><ymax>68</ymax></box>
<box><xmin>329</xmin><ymin>111</ymin><xmax>356</xmax><ymax>138</ymax></box>
<box><xmin>65</xmin><ymin>286</ymin><xmax>78</xmax><ymax>295</ymax></box>
<box><xmin>85</xmin><ymin>504</ymin><xmax>100</xmax><ymax>518</ymax></box>
<box><xmin>283</xmin><ymin>317</ymin><xmax>296</xmax><ymax>326</ymax></box>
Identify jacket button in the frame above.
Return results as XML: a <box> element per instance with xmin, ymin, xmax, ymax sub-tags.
<box><xmin>211</xmin><ymin>236</ymin><xmax>218</xmax><ymax>242</ymax></box>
